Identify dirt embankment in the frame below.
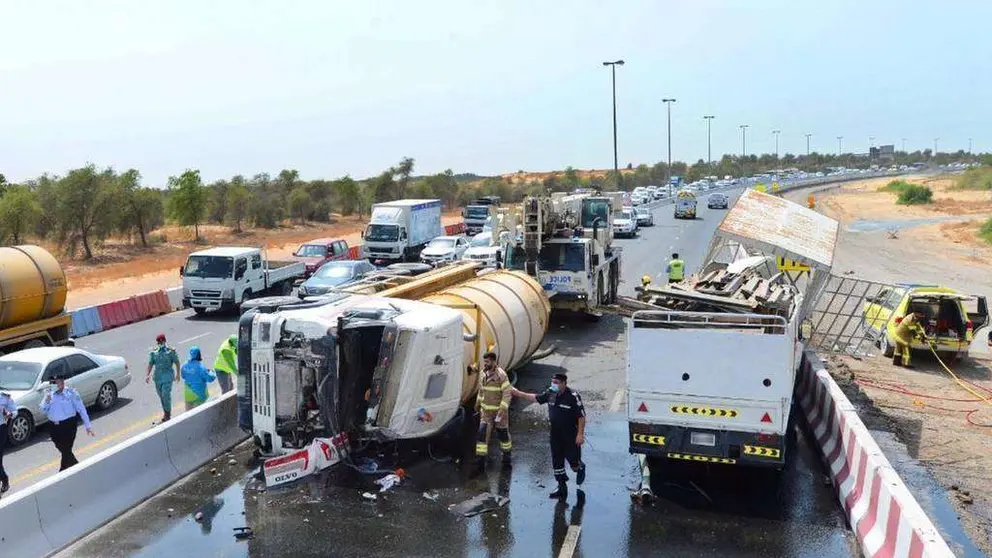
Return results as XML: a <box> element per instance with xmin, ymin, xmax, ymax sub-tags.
<box><xmin>61</xmin><ymin>212</ymin><xmax>463</xmax><ymax>309</ymax></box>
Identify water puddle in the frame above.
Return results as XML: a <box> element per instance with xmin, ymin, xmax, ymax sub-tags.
<box><xmin>846</xmin><ymin>216</ymin><xmax>972</xmax><ymax>233</ymax></box>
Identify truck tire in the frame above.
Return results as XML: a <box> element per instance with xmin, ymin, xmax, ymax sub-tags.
<box><xmin>193</xmin><ymin>307</ymin><xmax>206</xmax><ymax>316</ymax></box>
<box><xmin>24</xmin><ymin>339</ymin><xmax>47</xmax><ymax>350</ymax></box>
<box><xmin>235</xmin><ymin>290</ymin><xmax>253</xmax><ymax>314</ymax></box>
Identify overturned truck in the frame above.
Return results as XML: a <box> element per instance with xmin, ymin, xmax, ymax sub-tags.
<box><xmin>626</xmin><ymin>188</ymin><xmax>839</xmax><ymax>469</ymax></box>
<box><xmin>236</xmin><ymin>269</ymin><xmax>551</xmax><ymax>484</ymax></box>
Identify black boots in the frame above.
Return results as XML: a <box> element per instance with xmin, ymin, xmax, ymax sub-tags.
<box><xmin>502</xmin><ymin>452</ymin><xmax>512</xmax><ymax>468</ymax></box>
<box><xmin>576</xmin><ymin>464</ymin><xmax>586</xmax><ymax>486</ymax></box>
<box><xmin>549</xmin><ymin>481</ymin><xmax>568</xmax><ymax>500</ymax></box>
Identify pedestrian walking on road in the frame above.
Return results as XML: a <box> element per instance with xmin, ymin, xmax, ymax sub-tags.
<box><xmin>181</xmin><ymin>346</ymin><xmax>216</xmax><ymax>411</ymax></box>
<box><xmin>0</xmin><ymin>390</ymin><xmax>17</xmax><ymax>492</ymax></box>
<box><xmin>213</xmin><ymin>335</ymin><xmax>238</xmax><ymax>394</ymax></box>
<box><xmin>666</xmin><ymin>253</ymin><xmax>685</xmax><ymax>284</ymax></box>
<box><xmin>147</xmin><ymin>333</ymin><xmax>180</xmax><ymax>422</ymax></box>
<box><xmin>39</xmin><ymin>375</ymin><xmax>94</xmax><ymax>471</ymax></box>
<box><xmin>513</xmin><ymin>372</ymin><xmax>586</xmax><ymax>501</ymax></box>
<box><xmin>474</xmin><ymin>351</ymin><xmax>513</xmax><ymax>474</ymax></box>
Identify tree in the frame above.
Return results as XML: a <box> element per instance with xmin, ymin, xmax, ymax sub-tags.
<box><xmin>306</xmin><ymin>179</ymin><xmax>334</xmax><ymax>222</ymax></box>
<box><xmin>53</xmin><ymin>165</ymin><xmax>120</xmax><ymax>259</ymax></box>
<box><xmin>168</xmin><ymin>169</ymin><xmax>208</xmax><ymax>241</ymax></box>
<box><xmin>332</xmin><ymin>176</ymin><xmax>361</xmax><ymax>215</ymax></box>
<box><xmin>226</xmin><ymin>182</ymin><xmax>251</xmax><ymax>233</ymax></box>
<box><xmin>119</xmin><ymin>169</ymin><xmax>164</xmax><ymax>247</ymax></box>
<box><xmin>563</xmin><ymin>166</ymin><xmax>580</xmax><ymax>189</ymax></box>
<box><xmin>424</xmin><ymin>170</ymin><xmax>460</xmax><ymax>208</ymax></box>
<box><xmin>207</xmin><ymin>179</ymin><xmax>230</xmax><ymax>224</ymax></box>
<box><xmin>0</xmin><ymin>185</ymin><xmax>40</xmax><ymax>244</ymax></box>
<box><xmin>371</xmin><ymin>169</ymin><xmax>397</xmax><ymax>203</ymax></box>
<box><xmin>276</xmin><ymin>169</ymin><xmax>301</xmax><ymax>198</ymax></box>
<box><xmin>394</xmin><ymin>157</ymin><xmax>415</xmax><ymax>199</ymax></box>
<box><xmin>0</xmin><ymin>173</ymin><xmax>7</xmax><ymax>197</ymax></box>
<box><xmin>289</xmin><ymin>186</ymin><xmax>310</xmax><ymax>223</ymax></box>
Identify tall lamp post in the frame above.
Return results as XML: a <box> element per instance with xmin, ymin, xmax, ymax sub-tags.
<box><xmin>901</xmin><ymin>138</ymin><xmax>907</xmax><ymax>152</ymax></box>
<box><xmin>805</xmin><ymin>133</ymin><xmax>812</xmax><ymax>157</ymax></box>
<box><xmin>739</xmin><ymin>124</ymin><xmax>750</xmax><ymax>177</ymax></box>
<box><xmin>772</xmin><ymin>129</ymin><xmax>781</xmax><ymax>160</ymax></box>
<box><xmin>837</xmin><ymin>136</ymin><xmax>844</xmax><ymax>156</ymax></box>
<box><xmin>703</xmin><ymin>115</ymin><xmax>715</xmax><ymax>171</ymax></box>
<box><xmin>968</xmin><ymin>138</ymin><xmax>973</xmax><ymax>154</ymax></box>
<box><xmin>933</xmin><ymin>138</ymin><xmax>939</xmax><ymax>159</ymax></box>
<box><xmin>602</xmin><ymin>60</ymin><xmax>625</xmax><ymax>190</ymax></box>
<box><xmin>662</xmin><ymin>98</ymin><xmax>676</xmax><ymax>194</ymax></box>
<box><xmin>869</xmin><ymin>135</ymin><xmax>875</xmax><ymax>165</ymax></box>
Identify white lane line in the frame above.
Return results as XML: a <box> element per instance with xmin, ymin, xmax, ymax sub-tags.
<box><xmin>557</xmin><ymin>525</ymin><xmax>582</xmax><ymax>558</ymax></box>
<box><xmin>178</xmin><ymin>332</ymin><xmax>212</xmax><ymax>344</ymax></box>
<box><xmin>610</xmin><ymin>388</ymin><xmax>625</xmax><ymax>413</ymax></box>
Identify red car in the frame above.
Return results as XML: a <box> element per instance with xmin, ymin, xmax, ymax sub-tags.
<box><xmin>291</xmin><ymin>238</ymin><xmax>351</xmax><ymax>278</ymax></box>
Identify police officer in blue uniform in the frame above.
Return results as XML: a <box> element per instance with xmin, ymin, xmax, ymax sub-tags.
<box><xmin>0</xmin><ymin>390</ymin><xmax>17</xmax><ymax>492</ymax></box>
<box><xmin>40</xmin><ymin>374</ymin><xmax>95</xmax><ymax>471</ymax></box>
<box><xmin>514</xmin><ymin>372</ymin><xmax>587</xmax><ymax>500</ymax></box>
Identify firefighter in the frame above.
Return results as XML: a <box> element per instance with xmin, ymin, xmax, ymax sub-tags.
<box><xmin>513</xmin><ymin>372</ymin><xmax>586</xmax><ymax>500</ymax></box>
<box><xmin>666</xmin><ymin>253</ymin><xmax>685</xmax><ymax>283</ymax></box>
<box><xmin>475</xmin><ymin>351</ymin><xmax>513</xmax><ymax>472</ymax></box>
<box><xmin>892</xmin><ymin>311</ymin><xmax>926</xmax><ymax>368</ymax></box>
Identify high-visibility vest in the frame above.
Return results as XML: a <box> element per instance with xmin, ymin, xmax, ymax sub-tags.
<box><xmin>668</xmin><ymin>259</ymin><xmax>685</xmax><ymax>281</ymax></box>
<box><xmin>214</xmin><ymin>340</ymin><xmax>238</xmax><ymax>376</ymax></box>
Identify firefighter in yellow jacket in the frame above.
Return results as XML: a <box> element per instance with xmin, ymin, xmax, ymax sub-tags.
<box><xmin>892</xmin><ymin>311</ymin><xmax>926</xmax><ymax>367</ymax></box>
<box><xmin>475</xmin><ymin>351</ymin><xmax>513</xmax><ymax>472</ymax></box>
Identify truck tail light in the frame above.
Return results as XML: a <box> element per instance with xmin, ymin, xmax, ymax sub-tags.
<box><xmin>756</xmin><ymin>433</ymin><xmax>778</xmax><ymax>444</ymax></box>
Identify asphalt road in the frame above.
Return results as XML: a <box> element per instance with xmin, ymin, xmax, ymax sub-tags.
<box><xmin>3</xmin><ymin>309</ymin><xmax>240</xmax><ymax>496</ymax></box>
<box><xmin>59</xmin><ymin>191</ymin><xmax>858</xmax><ymax>558</ymax></box>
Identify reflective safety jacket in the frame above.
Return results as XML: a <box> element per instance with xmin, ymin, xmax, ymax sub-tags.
<box><xmin>667</xmin><ymin>259</ymin><xmax>685</xmax><ymax>281</ymax></box>
<box><xmin>476</xmin><ymin>367</ymin><xmax>511</xmax><ymax>414</ymax></box>
<box><xmin>214</xmin><ymin>336</ymin><xmax>238</xmax><ymax>376</ymax></box>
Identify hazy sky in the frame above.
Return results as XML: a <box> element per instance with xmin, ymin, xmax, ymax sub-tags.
<box><xmin>1</xmin><ymin>0</ymin><xmax>988</xmax><ymax>184</ymax></box>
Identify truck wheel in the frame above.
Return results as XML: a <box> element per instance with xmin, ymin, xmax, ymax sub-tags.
<box><xmin>24</xmin><ymin>339</ymin><xmax>47</xmax><ymax>350</ymax></box>
<box><xmin>236</xmin><ymin>291</ymin><xmax>253</xmax><ymax>314</ymax></box>
<box><xmin>193</xmin><ymin>307</ymin><xmax>207</xmax><ymax>316</ymax></box>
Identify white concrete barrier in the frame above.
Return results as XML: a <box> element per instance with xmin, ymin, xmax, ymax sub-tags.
<box><xmin>0</xmin><ymin>392</ymin><xmax>245</xmax><ymax>558</ymax></box>
<box><xmin>165</xmin><ymin>286</ymin><xmax>184</xmax><ymax>311</ymax></box>
<box><xmin>796</xmin><ymin>350</ymin><xmax>954</xmax><ymax>558</ymax></box>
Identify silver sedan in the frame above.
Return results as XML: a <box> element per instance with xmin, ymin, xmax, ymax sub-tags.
<box><xmin>0</xmin><ymin>347</ymin><xmax>131</xmax><ymax>445</ymax></box>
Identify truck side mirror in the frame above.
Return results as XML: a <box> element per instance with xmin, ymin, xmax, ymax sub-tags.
<box><xmin>179</xmin><ymin>266</ymin><xmax>184</xmax><ymax>276</ymax></box>
<box><xmin>400</xmin><ymin>229</ymin><xmax>408</xmax><ymax>241</ymax></box>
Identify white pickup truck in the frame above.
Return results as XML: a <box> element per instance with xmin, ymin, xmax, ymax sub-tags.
<box><xmin>627</xmin><ymin>188</ymin><xmax>838</xmax><ymax>470</ymax></box>
<box><xmin>181</xmin><ymin>247</ymin><xmax>306</xmax><ymax>314</ymax></box>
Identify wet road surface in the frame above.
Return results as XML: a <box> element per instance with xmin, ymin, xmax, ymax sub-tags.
<box><xmin>58</xmin><ymin>191</ymin><xmax>860</xmax><ymax>558</ymax></box>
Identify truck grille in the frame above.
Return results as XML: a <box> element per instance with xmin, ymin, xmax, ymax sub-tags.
<box><xmin>191</xmin><ymin>290</ymin><xmax>221</xmax><ymax>298</ymax></box>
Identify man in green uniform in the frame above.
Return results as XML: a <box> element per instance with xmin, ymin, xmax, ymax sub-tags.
<box><xmin>213</xmin><ymin>335</ymin><xmax>238</xmax><ymax>394</ymax></box>
<box><xmin>147</xmin><ymin>333</ymin><xmax>180</xmax><ymax>422</ymax></box>
<box><xmin>666</xmin><ymin>253</ymin><xmax>685</xmax><ymax>284</ymax></box>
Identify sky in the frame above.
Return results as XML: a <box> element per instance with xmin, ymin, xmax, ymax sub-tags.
<box><xmin>1</xmin><ymin>0</ymin><xmax>989</xmax><ymax>185</ymax></box>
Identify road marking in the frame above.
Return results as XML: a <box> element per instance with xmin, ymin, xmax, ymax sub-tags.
<box><xmin>609</xmin><ymin>388</ymin><xmax>625</xmax><ymax>412</ymax></box>
<box><xmin>557</xmin><ymin>524</ymin><xmax>582</xmax><ymax>558</ymax></box>
<box><xmin>11</xmin><ymin>410</ymin><xmax>163</xmax><ymax>487</ymax></box>
<box><xmin>178</xmin><ymin>332</ymin><xmax>212</xmax><ymax>344</ymax></box>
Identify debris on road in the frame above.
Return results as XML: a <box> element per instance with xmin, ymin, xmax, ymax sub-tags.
<box><xmin>233</xmin><ymin>527</ymin><xmax>254</xmax><ymax>541</ymax></box>
<box><xmin>375</xmin><ymin>474</ymin><xmax>402</xmax><ymax>493</ymax></box>
<box><xmin>422</xmin><ymin>491</ymin><xmax>440</xmax><ymax>502</ymax></box>
<box><xmin>449</xmin><ymin>492</ymin><xmax>509</xmax><ymax>518</ymax></box>
<box><xmin>361</xmin><ymin>492</ymin><xmax>378</xmax><ymax>501</ymax></box>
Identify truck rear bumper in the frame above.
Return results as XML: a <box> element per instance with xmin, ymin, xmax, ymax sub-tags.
<box><xmin>628</xmin><ymin>422</ymin><xmax>785</xmax><ymax>467</ymax></box>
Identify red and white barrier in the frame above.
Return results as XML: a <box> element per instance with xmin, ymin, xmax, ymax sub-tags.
<box><xmin>797</xmin><ymin>351</ymin><xmax>954</xmax><ymax>558</ymax></box>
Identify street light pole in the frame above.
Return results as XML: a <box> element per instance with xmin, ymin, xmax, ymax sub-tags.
<box><xmin>662</xmin><ymin>98</ymin><xmax>676</xmax><ymax>193</ymax></box>
<box><xmin>602</xmin><ymin>60</ymin><xmax>625</xmax><ymax>190</ymax></box>
<box><xmin>969</xmin><ymin>138</ymin><xmax>973</xmax><ymax>154</ymax></box>
<box><xmin>805</xmin><ymin>133</ymin><xmax>812</xmax><ymax>157</ymax></box>
<box><xmin>901</xmin><ymin>138</ymin><xmax>907</xmax><ymax>152</ymax></box>
<box><xmin>869</xmin><ymin>136</ymin><xmax>874</xmax><ymax>165</ymax></box>
<box><xmin>933</xmin><ymin>138</ymin><xmax>939</xmax><ymax>158</ymax></box>
<box><xmin>739</xmin><ymin>124</ymin><xmax>749</xmax><ymax>177</ymax></box>
<box><xmin>837</xmin><ymin>136</ymin><xmax>843</xmax><ymax>156</ymax></box>
<box><xmin>703</xmin><ymin>115</ymin><xmax>715</xmax><ymax>169</ymax></box>
<box><xmin>772</xmin><ymin>130</ymin><xmax>781</xmax><ymax>160</ymax></box>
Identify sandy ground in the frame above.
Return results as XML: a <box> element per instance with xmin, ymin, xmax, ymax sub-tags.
<box><xmin>62</xmin><ymin>212</ymin><xmax>463</xmax><ymax>308</ymax></box>
<box><xmin>789</xmin><ymin>178</ymin><xmax>992</xmax><ymax>553</ymax></box>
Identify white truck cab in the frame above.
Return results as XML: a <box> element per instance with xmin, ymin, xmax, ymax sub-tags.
<box><xmin>181</xmin><ymin>247</ymin><xmax>306</xmax><ymax>314</ymax></box>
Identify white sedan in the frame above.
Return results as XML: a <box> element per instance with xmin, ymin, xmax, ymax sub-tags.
<box><xmin>0</xmin><ymin>347</ymin><xmax>131</xmax><ymax>445</ymax></box>
<box><xmin>420</xmin><ymin>235</ymin><xmax>470</xmax><ymax>265</ymax></box>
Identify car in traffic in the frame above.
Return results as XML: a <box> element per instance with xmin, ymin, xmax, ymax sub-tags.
<box><xmin>613</xmin><ymin>208</ymin><xmax>638</xmax><ymax>237</ymax></box>
<box><xmin>289</xmin><ymin>238</ymin><xmax>352</xmax><ymax>279</ymax></box>
<box><xmin>707</xmin><ymin>192</ymin><xmax>729</xmax><ymax>209</ymax></box>
<box><xmin>634</xmin><ymin>206</ymin><xmax>654</xmax><ymax>226</ymax></box>
<box><xmin>297</xmin><ymin>259</ymin><xmax>376</xmax><ymax>297</ymax></box>
<box><xmin>862</xmin><ymin>284</ymin><xmax>988</xmax><ymax>362</ymax></box>
<box><xmin>461</xmin><ymin>231</ymin><xmax>503</xmax><ymax>268</ymax></box>
<box><xmin>0</xmin><ymin>347</ymin><xmax>131</xmax><ymax>445</ymax></box>
<box><xmin>420</xmin><ymin>236</ymin><xmax>470</xmax><ymax>265</ymax></box>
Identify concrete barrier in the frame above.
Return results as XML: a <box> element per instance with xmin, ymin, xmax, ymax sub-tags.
<box><xmin>165</xmin><ymin>286</ymin><xmax>184</xmax><ymax>311</ymax></box>
<box><xmin>70</xmin><ymin>306</ymin><xmax>103</xmax><ymax>337</ymax></box>
<box><xmin>796</xmin><ymin>350</ymin><xmax>954</xmax><ymax>558</ymax></box>
<box><xmin>0</xmin><ymin>392</ymin><xmax>246</xmax><ymax>558</ymax></box>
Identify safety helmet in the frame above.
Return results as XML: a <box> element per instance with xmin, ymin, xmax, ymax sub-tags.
<box><xmin>641</xmin><ymin>275</ymin><xmax>652</xmax><ymax>286</ymax></box>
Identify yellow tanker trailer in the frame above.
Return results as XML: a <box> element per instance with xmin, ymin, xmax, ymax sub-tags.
<box><xmin>0</xmin><ymin>245</ymin><xmax>73</xmax><ymax>355</ymax></box>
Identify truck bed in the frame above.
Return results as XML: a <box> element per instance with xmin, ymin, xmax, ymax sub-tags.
<box><xmin>265</xmin><ymin>260</ymin><xmax>306</xmax><ymax>284</ymax></box>
<box><xmin>626</xmin><ymin>310</ymin><xmax>797</xmax><ymax>467</ymax></box>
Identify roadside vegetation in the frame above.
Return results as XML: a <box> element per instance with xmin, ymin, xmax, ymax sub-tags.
<box><xmin>879</xmin><ymin>179</ymin><xmax>934</xmax><ymax>205</ymax></box>
<box><xmin>0</xmin><ymin>150</ymin><xmax>981</xmax><ymax>260</ymax></box>
<box><xmin>952</xmin><ymin>166</ymin><xmax>992</xmax><ymax>191</ymax></box>
<box><xmin>980</xmin><ymin>218</ymin><xmax>992</xmax><ymax>245</ymax></box>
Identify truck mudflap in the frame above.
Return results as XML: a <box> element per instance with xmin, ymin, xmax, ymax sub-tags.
<box><xmin>628</xmin><ymin>422</ymin><xmax>786</xmax><ymax>467</ymax></box>
<box><xmin>262</xmin><ymin>432</ymin><xmax>350</xmax><ymax>488</ymax></box>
